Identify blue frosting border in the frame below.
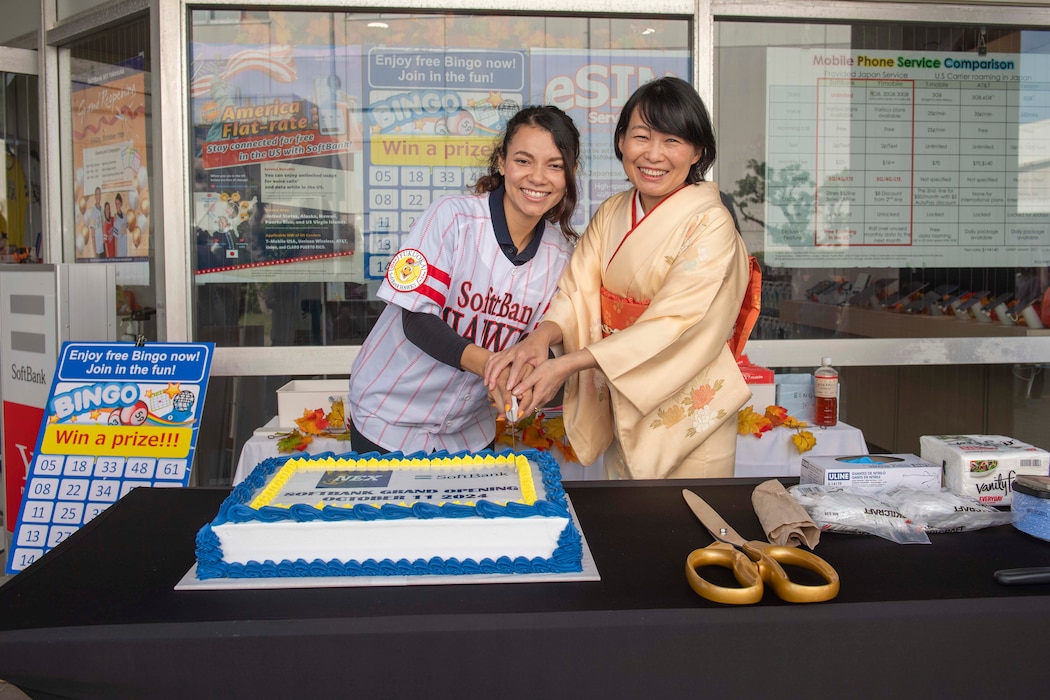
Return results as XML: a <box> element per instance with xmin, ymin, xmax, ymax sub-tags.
<box><xmin>195</xmin><ymin>448</ymin><xmax>583</xmax><ymax>580</ymax></box>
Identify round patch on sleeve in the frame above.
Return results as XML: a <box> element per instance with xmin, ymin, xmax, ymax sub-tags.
<box><xmin>386</xmin><ymin>248</ymin><xmax>429</xmax><ymax>291</ymax></box>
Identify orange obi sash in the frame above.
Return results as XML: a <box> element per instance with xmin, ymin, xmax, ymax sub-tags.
<box><xmin>600</xmin><ymin>286</ymin><xmax>650</xmax><ymax>338</ymax></box>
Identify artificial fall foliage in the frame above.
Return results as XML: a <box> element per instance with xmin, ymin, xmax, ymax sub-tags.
<box><xmin>273</xmin><ymin>427</ymin><xmax>352</xmax><ymax>453</ymax></box>
<box><xmin>294</xmin><ymin>408</ymin><xmax>329</xmax><ymax>435</ymax></box>
<box><xmin>273</xmin><ymin>402</ymin><xmax>352</xmax><ymax>453</ymax></box>
<box><xmin>276</xmin><ymin>430</ymin><xmax>313</xmax><ymax>452</ymax></box>
<box><xmin>496</xmin><ymin>410</ymin><xmax>579</xmax><ymax>464</ymax></box>
<box><xmin>737</xmin><ymin>405</ymin><xmax>817</xmax><ymax>454</ymax></box>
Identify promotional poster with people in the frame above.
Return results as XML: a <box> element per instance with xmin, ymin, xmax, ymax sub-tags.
<box><xmin>71</xmin><ymin>58</ymin><xmax>151</xmax><ymax>263</ymax></box>
<box><xmin>190</xmin><ymin>45</ymin><xmax>364</xmax><ymax>281</ymax></box>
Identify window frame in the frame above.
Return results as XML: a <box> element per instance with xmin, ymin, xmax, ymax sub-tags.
<box><xmin>110</xmin><ymin>1</ymin><xmax>1050</xmax><ymax>373</ymax></box>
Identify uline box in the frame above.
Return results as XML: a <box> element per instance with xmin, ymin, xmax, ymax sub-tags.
<box><xmin>800</xmin><ymin>454</ymin><xmax>942</xmax><ymax>492</ymax></box>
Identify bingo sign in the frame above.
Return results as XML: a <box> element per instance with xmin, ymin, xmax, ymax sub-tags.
<box><xmin>6</xmin><ymin>341</ymin><xmax>213</xmax><ymax>574</ymax></box>
<box><xmin>362</xmin><ymin>48</ymin><xmax>527</xmax><ymax>279</ymax></box>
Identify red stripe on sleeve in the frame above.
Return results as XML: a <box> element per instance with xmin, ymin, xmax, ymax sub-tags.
<box><xmin>417</xmin><ymin>284</ymin><xmax>446</xmax><ymax>306</ymax></box>
<box><xmin>428</xmin><ymin>266</ymin><xmax>452</xmax><ymax>286</ymax></box>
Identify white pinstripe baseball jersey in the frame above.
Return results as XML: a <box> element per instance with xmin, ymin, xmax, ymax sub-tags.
<box><xmin>349</xmin><ymin>191</ymin><xmax>573</xmax><ymax>454</ymax></box>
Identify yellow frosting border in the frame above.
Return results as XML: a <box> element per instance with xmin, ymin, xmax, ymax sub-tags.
<box><xmin>248</xmin><ymin>454</ymin><xmax>537</xmax><ymax>511</ymax></box>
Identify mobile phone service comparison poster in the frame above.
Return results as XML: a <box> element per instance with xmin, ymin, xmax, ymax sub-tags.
<box><xmin>6</xmin><ymin>341</ymin><xmax>214</xmax><ymax>574</ymax></box>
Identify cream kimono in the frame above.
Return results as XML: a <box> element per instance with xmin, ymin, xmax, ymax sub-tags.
<box><xmin>544</xmin><ymin>182</ymin><xmax>751</xmax><ymax>479</ymax></box>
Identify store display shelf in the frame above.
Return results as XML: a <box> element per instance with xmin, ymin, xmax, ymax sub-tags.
<box><xmin>779</xmin><ymin>300</ymin><xmax>1050</xmax><ymax>338</ymax></box>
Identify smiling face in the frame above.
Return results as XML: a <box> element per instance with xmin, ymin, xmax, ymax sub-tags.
<box><xmin>497</xmin><ymin>124</ymin><xmax>568</xmax><ymax>238</ymax></box>
<box><xmin>616</xmin><ymin>107</ymin><xmax>702</xmax><ymax>214</ymax></box>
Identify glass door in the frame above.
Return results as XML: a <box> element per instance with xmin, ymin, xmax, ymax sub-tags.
<box><xmin>0</xmin><ymin>48</ymin><xmax>41</xmax><ymax>263</ymax></box>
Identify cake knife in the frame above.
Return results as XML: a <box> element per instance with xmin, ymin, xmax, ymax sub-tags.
<box><xmin>505</xmin><ymin>396</ymin><xmax>519</xmax><ymax>452</ymax></box>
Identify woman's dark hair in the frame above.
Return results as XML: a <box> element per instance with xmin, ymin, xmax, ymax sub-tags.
<box><xmin>475</xmin><ymin>105</ymin><xmax>580</xmax><ymax>242</ymax></box>
<box><xmin>613</xmin><ymin>76</ymin><xmax>716</xmax><ymax>184</ymax></box>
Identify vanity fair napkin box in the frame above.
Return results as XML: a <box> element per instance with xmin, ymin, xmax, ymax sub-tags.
<box><xmin>276</xmin><ymin>379</ymin><xmax>350</xmax><ymax>428</ymax></box>
<box><xmin>800</xmin><ymin>454</ymin><xmax>942</xmax><ymax>492</ymax></box>
<box><xmin>919</xmin><ymin>435</ymin><xmax>1050</xmax><ymax>506</ymax></box>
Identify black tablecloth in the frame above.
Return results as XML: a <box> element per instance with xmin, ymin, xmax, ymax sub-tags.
<box><xmin>2</xmin><ymin>480</ymin><xmax>1050</xmax><ymax>699</ymax></box>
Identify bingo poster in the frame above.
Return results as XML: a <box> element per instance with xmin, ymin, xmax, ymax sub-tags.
<box><xmin>6</xmin><ymin>341</ymin><xmax>214</xmax><ymax>574</ymax></box>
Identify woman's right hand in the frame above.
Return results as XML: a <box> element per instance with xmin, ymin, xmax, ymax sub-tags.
<box><xmin>484</xmin><ymin>330</ymin><xmax>551</xmax><ymax>394</ymax></box>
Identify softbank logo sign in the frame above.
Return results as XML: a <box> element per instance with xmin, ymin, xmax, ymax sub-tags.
<box><xmin>317</xmin><ymin>470</ymin><xmax>393</xmax><ymax>488</ymax></box>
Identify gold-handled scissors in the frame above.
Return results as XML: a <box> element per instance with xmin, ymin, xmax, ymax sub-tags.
<box><xmin>682</xmin><ymin>489</ymin><xmax>840</xmax><ymax>605</ymax></box>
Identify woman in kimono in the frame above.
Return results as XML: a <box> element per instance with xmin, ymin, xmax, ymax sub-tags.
<box><xmin>485</xmin><ymin>77</ymin><xmax>751</xmax><ymax>479</ymax></box>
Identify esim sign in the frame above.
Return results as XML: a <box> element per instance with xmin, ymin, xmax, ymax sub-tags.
<box><xmin>544</xmin><ymin>64</ymin><xmax>665</xmax><ymax>118</ymax></box>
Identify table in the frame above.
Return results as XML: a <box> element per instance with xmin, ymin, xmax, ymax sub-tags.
<box><xmin>733</xmin><ymin>420</ymin><xmax>869</xmax><ymax>477</ymax></box>
<box><xmin>236</xmin><ymin>417</ymin><xmax>863</xmax><ymax>484</ymax></box>
<box><xmin>1</xmin><ymin>481</ymin><xmax>1049</xmax><ymax>699</ymax></box>
<box><xmin>233</xmin><ymin>417</ymin><xmax>605</xmax><ymax>484</ymax></box>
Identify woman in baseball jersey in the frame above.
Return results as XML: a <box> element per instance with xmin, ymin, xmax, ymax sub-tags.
<box><xmin>485</xmin><ymin>77</ymin><xmax>751</xmax><ymax>480</ymax></box>
<box><xmin>348</xmin><ymin>106</ymin><xmax>580</xmax><ymax>455</ymax></box>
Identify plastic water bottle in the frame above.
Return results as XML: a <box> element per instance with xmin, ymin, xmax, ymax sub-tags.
<box><xmin>814</xmin><ymin>357</ymin><xmax>838</xmax><ymax>427</ymax></box>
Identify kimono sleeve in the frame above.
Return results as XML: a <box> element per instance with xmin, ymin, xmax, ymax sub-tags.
<box><xmin>541</xmin><ymin>197</ymin><xmax>610</xmax><ymax>350</ymax></box>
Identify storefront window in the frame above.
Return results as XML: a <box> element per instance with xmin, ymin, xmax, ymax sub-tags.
<box><xmin>188</xmin><ymin>10</ymin><xmax>690</xmax><ymax>347</ymax></box>
<box><xmin>714</xmin><ymin>22</ymin><xmax>1050</xmax><ymax>342</ymax></box>
<box><xmin>713</xmin><ymin>20</ymin><xmax>1050</xmax><ymax>456</ymax></box>
<box><xmin>66</xmin><ymin>15</ymin><xmax>157</xmax><ymax>341</ymax></box>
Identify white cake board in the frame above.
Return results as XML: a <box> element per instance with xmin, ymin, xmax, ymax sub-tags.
<box><xmin>176</xmin><ymin>497</ymin><xmax>599</xmax><ymax>591</ymax></box>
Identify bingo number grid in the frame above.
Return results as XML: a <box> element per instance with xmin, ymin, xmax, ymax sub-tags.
<box><xmin>363</xmin><ymin>164</ymin><xmax>485</xmax><ymax>279</ymax></box>
<box><xmin>11</xmin><ymin>454</ymin><xmax>191</xmax><ymax>571</ymax></box>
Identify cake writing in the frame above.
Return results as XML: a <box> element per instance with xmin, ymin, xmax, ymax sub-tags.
<box><xmin>250</xmin><ymin>453</ymin><xmax>537</xmax><ymax>509</ymax></box>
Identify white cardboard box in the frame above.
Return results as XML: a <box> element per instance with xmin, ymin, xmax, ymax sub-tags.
<box><xmin>800</xmin><ymin>453</ymin><xmax>942</xmax><ymax>492</ymax></box>
<box><xmin>743</xmin><ymin>383</ymin><xmax>777</xmax><ymax>412</ymax></box>
<box><xmin>276</xmin><ymin>379</ymin><xmax>349</xmax><ymax>429</ymax></box>
<box><xmin>919</xmin><ymin>434</ymin><xmax>1050</xmax><ymax>506</ymax></box>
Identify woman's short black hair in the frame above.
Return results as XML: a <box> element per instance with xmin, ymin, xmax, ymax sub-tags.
<box><xmin>475</xmin><ymin>105</ymin><xmax>580</xmax><ymax>242</ymax></box>
<box><xmin>613</xmin><ymin>76</ymin><xmax>716</xmax><ymax>184</ymax></box>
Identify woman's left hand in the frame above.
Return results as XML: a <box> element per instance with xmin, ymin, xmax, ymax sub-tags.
<box><xmin>510</xmin><ymin>348</ymin><xmax>599</xmax><ymax>415</ymax></box>
<box><xmin>510</xmin><ymin>356</ymin><xmax>571</xmax><ymax>415</ymax></box>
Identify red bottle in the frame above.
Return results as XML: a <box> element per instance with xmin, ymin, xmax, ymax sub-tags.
<box><xmin>814</xmin><ymin>357</ymin><xmax>838</xmax><ymax>427</ymax></box>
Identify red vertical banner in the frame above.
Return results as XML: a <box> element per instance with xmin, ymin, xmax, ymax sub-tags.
<box><xmin>3</xmin><ymin>402</ymin><xmax>45</xmax><ymax>535</ymax></box>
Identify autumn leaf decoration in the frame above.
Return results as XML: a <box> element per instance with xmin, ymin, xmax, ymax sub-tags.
<box><xmin>276</xmin><ymin>430</ymin><xmax>313</xmax><ymax>452</ymax></box>
<box><xmin>294</xmin><ymin>408</ymin><xmax>330</xmax><ymax>435</ymax></box>
<box><xmin>737</xmin><ymin>405</ymin><xmax>817</xmax><ymax>454</ymax></box>
<box><xmin>271</xmin><ymin>405</ymin><xmax>353</xmax><ymax>454</ymax></box>
<box><xmin>496</xmin><ymin>411</ymin><xmax>579</xmax><ymax>464</ymax></box>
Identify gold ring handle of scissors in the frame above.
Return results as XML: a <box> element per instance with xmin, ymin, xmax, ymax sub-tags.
<box><xmin>685</xmin><ymin>543</ymin><xmax>764</xmax><ymax>605</ymax></box>
<box><xmin>685</xmin><ymin>540</ymin><xmax>840</xmax><ymax>604</ymax></box>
